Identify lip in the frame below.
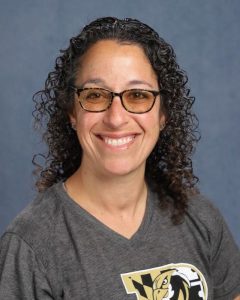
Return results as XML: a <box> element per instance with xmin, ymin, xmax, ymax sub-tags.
<box><xmin>95</xmin><ymin>132</ymin><xmax>140</xmax><ymax>149</ymax></box>
<box><xmin>96</xmin><ymin>132</ymin><xmax>140</xmax><ymax>138</ymax></box>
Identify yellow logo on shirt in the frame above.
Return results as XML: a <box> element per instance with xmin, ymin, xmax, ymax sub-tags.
<box><xmin>121</xmin><ymin>263</ymin><xmax>208</xmax><ymax>300</ymax></box>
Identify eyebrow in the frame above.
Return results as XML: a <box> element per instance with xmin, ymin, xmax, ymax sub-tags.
<box><xmin>127</xmin><ymin>80</ymin><xmax>154</xmax><ymax>89</ymax></box>
<box><xmin>79</xmin><ymin>78</ymin><xmax>155</xmax><ymax>89</ymax></box>
<box><xmin>79</xmin><ymin>78</ymin><xmax>105</xmax><ymax>88</ymax></box>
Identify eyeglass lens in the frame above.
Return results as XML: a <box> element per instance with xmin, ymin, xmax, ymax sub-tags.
<box><xmin>78</xmin><ymin>89</ymin><xmax>156</xmax><ymax>113</ymax></box>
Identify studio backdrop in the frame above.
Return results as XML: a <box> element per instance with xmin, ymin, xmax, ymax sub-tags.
<box><xmin>0</xmin><ymin>0</ymin><xmax>239</xmax><ymax>245</ymax></box>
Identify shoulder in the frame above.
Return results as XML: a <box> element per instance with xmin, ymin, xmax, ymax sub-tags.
<box><xmin>186</xmin><ymin>192</ymin><xmax>226</xmax><ymax>226</ymax></box>
<box><xmin>0</xmin><ymin>185</ymin><xmax>62</xmax><ymax>297</ymax></box>
<box><xmin>185</xmin><ymin>192</ymin><xmax>239</xmax><ymax>251</ymax></box>
<box><xmin>186</xmin><ymin>194</ymin><xmax>240</xmax><ymax>298</ymax></box>
<box><xmin>2</xmin><ymin>183</ymin><xmax>64</xmax><ymax>251</ymax></box>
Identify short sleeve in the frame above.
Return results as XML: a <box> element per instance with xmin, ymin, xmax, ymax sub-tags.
<box><xmin>210</xmin><ymin>210</ymin><xmax>240</xmax><ymax>299</ymax></box>
<box><xmin>0</xmin><ymin>232</ymin><xmax>54</xmax><ymax>299</ymax></box>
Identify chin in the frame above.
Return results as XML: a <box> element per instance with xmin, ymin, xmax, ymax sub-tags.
<box><xmin>101</xmin><ymin>161</ymin><xmax>145</xmax><ymax>177</ymax></box>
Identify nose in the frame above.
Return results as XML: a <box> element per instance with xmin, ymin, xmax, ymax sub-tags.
<box><xmin>102</xmin><ymin>95</ymin><xmax>128</xmax><ymax>129</ymax></box>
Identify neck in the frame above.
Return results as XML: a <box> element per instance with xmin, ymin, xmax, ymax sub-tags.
<box><xmin>65</xmin><ymin>164</ymin><xmax>147</xmax><ymax>216</ymax></box>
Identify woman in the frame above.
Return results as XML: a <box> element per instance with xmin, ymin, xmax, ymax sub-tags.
<box><xmin>0</xmin><ymin>17</ymin><xmax>239</xmax><ymax>299</ymax></box>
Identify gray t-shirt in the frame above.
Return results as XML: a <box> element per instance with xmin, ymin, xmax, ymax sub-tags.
<box><xmin>0</xmin><ymin>183</ymin><xmax>239</xmax><ymax>299</ymax></box>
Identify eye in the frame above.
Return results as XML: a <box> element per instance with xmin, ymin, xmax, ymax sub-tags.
<box><xmin>162</xmin><ymin>278</ymin><xmax>168</xmax><ymax>285</ymax></box>
<box><xmin>81</xmin><ymin>89</ymin><xmax>108</xmax><ymax>103</ymax></box>
<box><xmin>125</xmin><ymin>90</ymin><xmax>153</xmax><ymax>103</ymax></box>
<box><xmin>128</xmin><ymin>90</ymin><xmax>149</xmax><ymax>100</ymax></box>
<box><xmin>86</xmin><ymin>91</ymin><xmax>102</xmax><ymax>99</ymax></box>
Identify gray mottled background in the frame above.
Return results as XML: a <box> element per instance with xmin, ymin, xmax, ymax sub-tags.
<box><xmin>0</xmin><ymin>0</ymin><xmax>239</xmax><ymax>245</ymax></box>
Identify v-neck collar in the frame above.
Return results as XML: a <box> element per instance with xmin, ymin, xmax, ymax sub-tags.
<box><xmin>53</xmin><ymin>182</ymin><xmax>155</xmax><ymax>248</ymax></box>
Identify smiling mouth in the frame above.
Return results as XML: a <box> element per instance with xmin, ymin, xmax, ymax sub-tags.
<box><xmin>99</xmin><ymin>135</ymin><xmax>135</xmax><ymax>147</ymax></box>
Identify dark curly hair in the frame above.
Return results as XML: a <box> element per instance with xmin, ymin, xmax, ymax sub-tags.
<box><xmin>33</xmin><ymin>17</ymin><xmax>200</xmax><ymax>224</ymax></box>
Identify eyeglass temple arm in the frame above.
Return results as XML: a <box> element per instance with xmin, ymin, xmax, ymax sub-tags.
<box><xmin>69</xmin><ymin>86</ymin><xmax>78</xmax><ymax>92</ymax></box>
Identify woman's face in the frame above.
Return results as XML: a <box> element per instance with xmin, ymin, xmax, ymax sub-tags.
<box><xmin>70</xmin><ymin>40</ymin><xmax>166</xmax><ymax>178</ymax></box>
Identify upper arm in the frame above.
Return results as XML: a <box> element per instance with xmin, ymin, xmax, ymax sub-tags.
<box><xmin>210</xmin><ymin>210</ymin><xmax>240</xmax><ymax>299</ymax></box>
<box><xmin>0</xmin><ymin>232</ymin><xmax>53</xmax><ymax>299</ymax></box>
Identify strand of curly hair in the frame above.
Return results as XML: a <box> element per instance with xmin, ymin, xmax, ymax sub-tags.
<box><xmin>32</xmin><ymin>17</ymin><xmax>200</xmax><ymax>224</ymax></box>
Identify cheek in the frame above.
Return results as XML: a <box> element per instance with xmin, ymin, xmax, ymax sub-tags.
<box><xmin>75</xmin><ymin>112</ymin><xmax>100</xmax><ymax>142</ymax></box>
<box><xmin>140</xmin><ymin>109</ymin><xmax>162</xmax><ymax>134</ymax></box>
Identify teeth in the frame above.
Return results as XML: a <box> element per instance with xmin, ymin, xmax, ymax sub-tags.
<box><xmin>103</xmin><ymin>136</ymin><xmax>134</xmax><ymax>146</ymax></box>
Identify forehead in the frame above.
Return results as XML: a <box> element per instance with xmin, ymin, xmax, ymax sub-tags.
<box><xmin>75</xmin><ymin>40</ymin><xmax>158</xmax><ymax>89</ymax></box>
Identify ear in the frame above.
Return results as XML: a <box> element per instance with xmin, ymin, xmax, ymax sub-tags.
<box><xmin>68</xmin><ymin>107</ymin><xmax>77</xmax><ymax>128</ymax></box>
<box><xmin>159</xmin><ymin>111</ymin><xmax>167</xmax><ymax>131</ymax></box>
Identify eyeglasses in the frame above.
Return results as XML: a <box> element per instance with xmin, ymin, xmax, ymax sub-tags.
<box><xmin>70</xmin><ymin>86</ymin><xmax>161</xmax><ymax>114</ymax></box>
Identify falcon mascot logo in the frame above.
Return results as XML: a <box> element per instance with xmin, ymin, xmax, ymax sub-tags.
<box><xmin>121</xmin><ymin>263</ymin><xmax>208</xmax><ymax>300</ymax></box>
